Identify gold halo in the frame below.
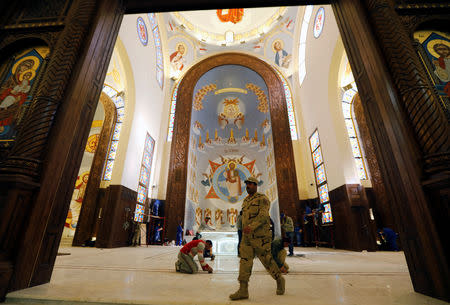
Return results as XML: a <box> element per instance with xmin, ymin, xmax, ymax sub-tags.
<box><xmin>426</xmin><ymin>39</ymin><xmax>450</xmax><ymax>59</ymax></box>
<box><xmin>272</xmin><ymin>39</ymin><xmax>284</xmax><ymax>53</ymax></box>
<box><xmin>227</xmin><ymin>160</ymin><xmax>237</xmax><ymax>169</ymax></box>
<box><xmin>18</xmin><ymin>69</ymin><xmax>36</xmax><ymax>82</ymax></box>
<box><xmin>12</xmin><ymin>56</ymin><xmax>39</xmax><ymax>75</ymax></box>
<box><xmin>175</xmin><ymin>42</ymin><xmax>187</xmax><ymax>55</ymax></box>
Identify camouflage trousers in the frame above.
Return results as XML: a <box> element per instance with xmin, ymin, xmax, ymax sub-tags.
<box><xmin>277</xmin><ymin>249</ymin><xmax>289</xmax><ymax>271</ymax></box>
<box><xmin>238</xmin><ymin>235</ymin><xmax>282</xmax><ymax>282</ymax></box>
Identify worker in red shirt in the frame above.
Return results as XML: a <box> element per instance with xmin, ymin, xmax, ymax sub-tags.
<box><xmin>175</xmin><ymin>239</ymin><xmax>213</xmax><ymax>274</ymax></box>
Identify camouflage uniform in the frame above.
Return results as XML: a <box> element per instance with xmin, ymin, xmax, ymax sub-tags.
<box><xmin>238</xmin><ymin>192</ymin><xmax>282</xmax><ymax>282</ymax></box>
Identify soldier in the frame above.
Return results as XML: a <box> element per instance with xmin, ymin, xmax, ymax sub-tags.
<box><xmin>229</xmin><ymin>177</ymin><xmax>285</xmax><ymax>301</ymax></box>
<box><xmin>281</xmin><ymin>212</ymin><xmax>295</xmax><ymax>256</ymax></box>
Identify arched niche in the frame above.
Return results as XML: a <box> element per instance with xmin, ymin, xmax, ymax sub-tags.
<box><xmin>165</xmin><ymin>52</ymin><xmax>300</xmax><ymax>239</ymax></box>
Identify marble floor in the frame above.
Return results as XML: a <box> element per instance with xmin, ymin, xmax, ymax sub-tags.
<box><xmin>4</xmin><ymin>246</ymin><xmax>448</xmax><ymax>305</ymax></box>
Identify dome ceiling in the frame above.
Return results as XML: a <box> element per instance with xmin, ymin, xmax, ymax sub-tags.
<box><xmin>170</xmin><ymin>7</ymin><xmax>287</xmax><ymax>46</ymax></box>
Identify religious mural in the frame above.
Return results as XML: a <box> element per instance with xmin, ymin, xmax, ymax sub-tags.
<box><xmin>0</xmin><ymin>46</ymin><xmax>49</xmax><ymax>148</ymax></box>
<box><xmin>184</xmin><ymin>65</ymin><xmax>280</xmax><ymax>233</ymax></box>
<box><xmin>136</xmin><ymin>16</ymin><xmax>148</xmax><ymax>46</ymax></box>
<box><xmin>168</xmin><ymin>37</ymin><xmax>194</xmax><ymax>78</ymax></box>
<box><xmin>414</xmin><ymin>30</ymin><xmax>450</xmax><ymax>98</ymax></box>
<box><xmin>161</xmin><ymin>7</ymin><xmax>297</xmax><ymax>78</ymax></box>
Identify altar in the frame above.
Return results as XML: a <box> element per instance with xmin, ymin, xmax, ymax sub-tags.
<box><xmin>200</xmin><ymin>231</ymin><xmax>238</xmax><ymax>256</ymax></box>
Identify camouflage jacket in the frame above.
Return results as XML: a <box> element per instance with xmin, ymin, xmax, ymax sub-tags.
<box><xmin>242</xmin><ymin>192</ymin><xmax>271</xmax><ymax>238</ymax></box>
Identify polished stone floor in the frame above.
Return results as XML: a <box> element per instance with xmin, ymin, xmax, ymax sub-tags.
<box><xmin>4</xmin><ymin>246</ymin><xmax>447</xmax><ymax>305</ymax></box>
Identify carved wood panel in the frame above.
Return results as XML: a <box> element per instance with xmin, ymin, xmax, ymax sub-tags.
<box><xmin>333</xmin><ymin>0</ymin><xmax>449</xmax><ymax>300</ymax></box>
<box><xmin>353</xmin><ymin>94</ymin><xmax>397</xmax><ymax>230</ymax></box>
<box><xmin>165</xmin><ymin>52</ymin><xmax>300</xmax><ymax>239</ymax></box>
<box><xmin>0</xmin><ymin>0</ymin><xmax>125</xmax><ymax>292</ymax></box>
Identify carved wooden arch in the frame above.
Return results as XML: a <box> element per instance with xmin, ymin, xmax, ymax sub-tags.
<box><xmin>0</xmin><ymin>36</ymin><xmax>54</xmax><ymax>61</ymax></box>
<box><xmin>165</xmin><ymin>52</ymin><xmax>300</xmax><ymax>239</ymax></box>
<box><xmin>72</xmin><ymin>92</ymin><xmax>117</xmax><ymax>246</ymax></box>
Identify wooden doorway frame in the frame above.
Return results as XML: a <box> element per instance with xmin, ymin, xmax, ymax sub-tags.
<box><xmin>165</xmin><ymin>52</ymin><xmax>300</xmax><ymax>240</ymax></box>
<box><xmin>0</xmin><ymin>0</ymin><xmax>448</xmax><ymax>302</ymax></box>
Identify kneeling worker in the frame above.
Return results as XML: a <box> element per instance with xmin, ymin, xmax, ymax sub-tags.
<box><xmin>175</xmin><ymin>239</ymin><xmax>213</xmax><ymax>274</ymax></box>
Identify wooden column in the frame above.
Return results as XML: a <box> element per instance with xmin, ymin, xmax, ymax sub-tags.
<box><xmin>0</xmin><ymin>0</ymin><xmax>124</xmax><ymax>295</ymax></box>
<box><xmin>73</xmin><ymin>93</ymin><xmax>117</xmax><ymax>246</ymax></box>
<box><xmin>353</xmin><ymin>94</ymin><xmax>397</xmax><ymax>231</ymax></box>
<box><xmin>333</xmin><ymin>0</ymin><xmax>449</xmax><ymax>301</ymax></box>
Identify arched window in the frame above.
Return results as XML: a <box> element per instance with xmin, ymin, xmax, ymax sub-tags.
<box><xmin>298</xmin><ymin>5</ymin><xmax>314</xmax><ymax>86</ymax></box>
<box><xmin>341</xmin><ymin>83</ymin><xmax>368</xmax><ymax>180</ymax></box>
<box><xmin>167</xmin><ymin>81</ymin><xmax>179</xmax><ymax>142</ymax></box>
<box><xmin>102</xmin><ymin>84</ymin><xmax>125</xmax><ymax>180</ymax></box>
<box><xmin>148</xmin><ymin>13</ymin><xmax>164</xmax><ymax>89</ymax></box>
<box><xmin>274</xmin><ymin>69</ymin><xmax>298</xmax><ymax>140</ymax></box>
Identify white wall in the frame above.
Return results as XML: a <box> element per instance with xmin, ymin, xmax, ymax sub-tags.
<box><xmin>116</xmin><ymin>14</ymin><xmax>166</xmax><ymax>191</ymax></box>
<box><xmin>293</xmin><ymin>5</ymin><xmax>360</xmax><ymax>195</ymax></box>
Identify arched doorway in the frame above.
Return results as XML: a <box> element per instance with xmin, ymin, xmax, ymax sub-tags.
<box><xmin>65</xmin><ymin>89</ymin><xmax>119</xmax><ymax>247</ymax></box>
<box><xmin>165</xmin><ymin>52</ymin><xmax>300</xmax><ymax>240</ymax></box>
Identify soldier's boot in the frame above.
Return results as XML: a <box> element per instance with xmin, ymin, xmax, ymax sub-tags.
<box><xmin>276</xmin><ymin>276</ymin><xmax>285</xmax><ymax>295</ymax></box>
<box><xmin>229</xmin><ymin>281</ymin><xmax>249</xmax><ymax>300</ymax></box>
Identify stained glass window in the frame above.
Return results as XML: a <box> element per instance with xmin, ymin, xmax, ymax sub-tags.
<box><xmin>113</xmin><ymin>95</ymin><xmax>125</xmax><ymax>108</ymax></box>
<box><xmin>167</xmin><ymin>82</ymin><xmax>179</xmax><ymax>141</ymax></box>
<box><xmin>147</xmin><ymin>12</ymin><xmax>158</xmax><ymax>29</ymax></box>
<box><xmin>108</xmin><ymin>140</ymin><xmax>118</xmax><ymax>159</ymax></box>
<box><xmin>135</xmin><ymin>133</ymin><xmax>155</xmax><ymax>222</ymax></box>
<box><xmin>355</xmin><ymin>158</ymin><xmax>367</xmax><ymax>180</ymax></box>
<box><xmin>309</xmin><ymin>129</ymin><xmax>333</xmax><ymax>223</ymax></box>
<box><xmin>112</xmin><ymin>123</ymin><xmax>122</xmax><ymax>140</ymax></box>
<box><xmin>117</xmin><ymin>108</ymin><xmax>125</xmax><ymax>122</ymax></box>
<box><xmin>139</xmin><ymin>166</ymin><xmax>150</xmax><ymax>186</ymax></box>
<box><xmin>313</xmin><ymin>7</ymin><xmax>325</xmax><ymax>38</ymax></box>
<box><xmin>309</xmin><ymin>130</ymin><xmax>320</xmax><ymax>152</ymax></box>
<box><xmin>341</xmin><ymin>84</ymin><xmax>368</xmax><ymax>180</ymax></box>
<box><xmin>148</xmin><ymin>13</ymin><xmax>164</xmax><ymax>89</ymax></box>
<box><xmin>344</xmin><ymin>119</ymin><xmax>356</xmax><ymax>137</ymax></box>
<box><xmin>318</xmin><ymin>184</ymin><xmax>329</xmax><ymax>203</ymax></box>
<box><xmin>274</xmin><ymin>69</ymin><xmax>298</xmax><ymax>140</ymax></box>
<box><xmin>143</xmin><ymin>150</ymin><xmax>151</xmax><ymax>168</ymax></box>
<box><xmin>315</xmin><ymin>164</ymin><xmax>326</xmax><ymax>185</ymax></box>
<box><xmin>312</xmin><ymin>147</ymin><xmax>323</xmax><ymax>168</ymax></box>
<box><xmin>342</xmin><ymin>103</ymin><xmax>352</xmax><ymax>118</ymax></box>
<box><xmin>322</xmin><ymin>203</ymin><xmax>333</xmax><ymax>223</ymax></box>
<box><xmin>102</xmin><ymin>85</ymin><xmax>125</xmax><ymax>181</ymax></box>
<box><xmin>137</xmin><ymin>185</ymin><xmax>146</xmax><ymax>203</ymax></box>
<box><xmin>134</xmin><ymin>212</ymin><xmax>144</xmax><ymax>222</ymax></box>
<box><xmin>103</xmin><ymin>160</ymin><xmax>114</xmax><ymax>181</ymax></box>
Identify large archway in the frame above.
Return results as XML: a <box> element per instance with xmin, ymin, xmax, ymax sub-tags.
<box><xmin>165</xmin><ymin>53</ymin><xmax>300</xmax><ymax>239</ymax></box>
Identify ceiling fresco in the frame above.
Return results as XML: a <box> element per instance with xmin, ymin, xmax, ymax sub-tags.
<box><xmin>161</xmin><ymin>6</ymin><xmax>299</xmax><ymax>78</ymax></box>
